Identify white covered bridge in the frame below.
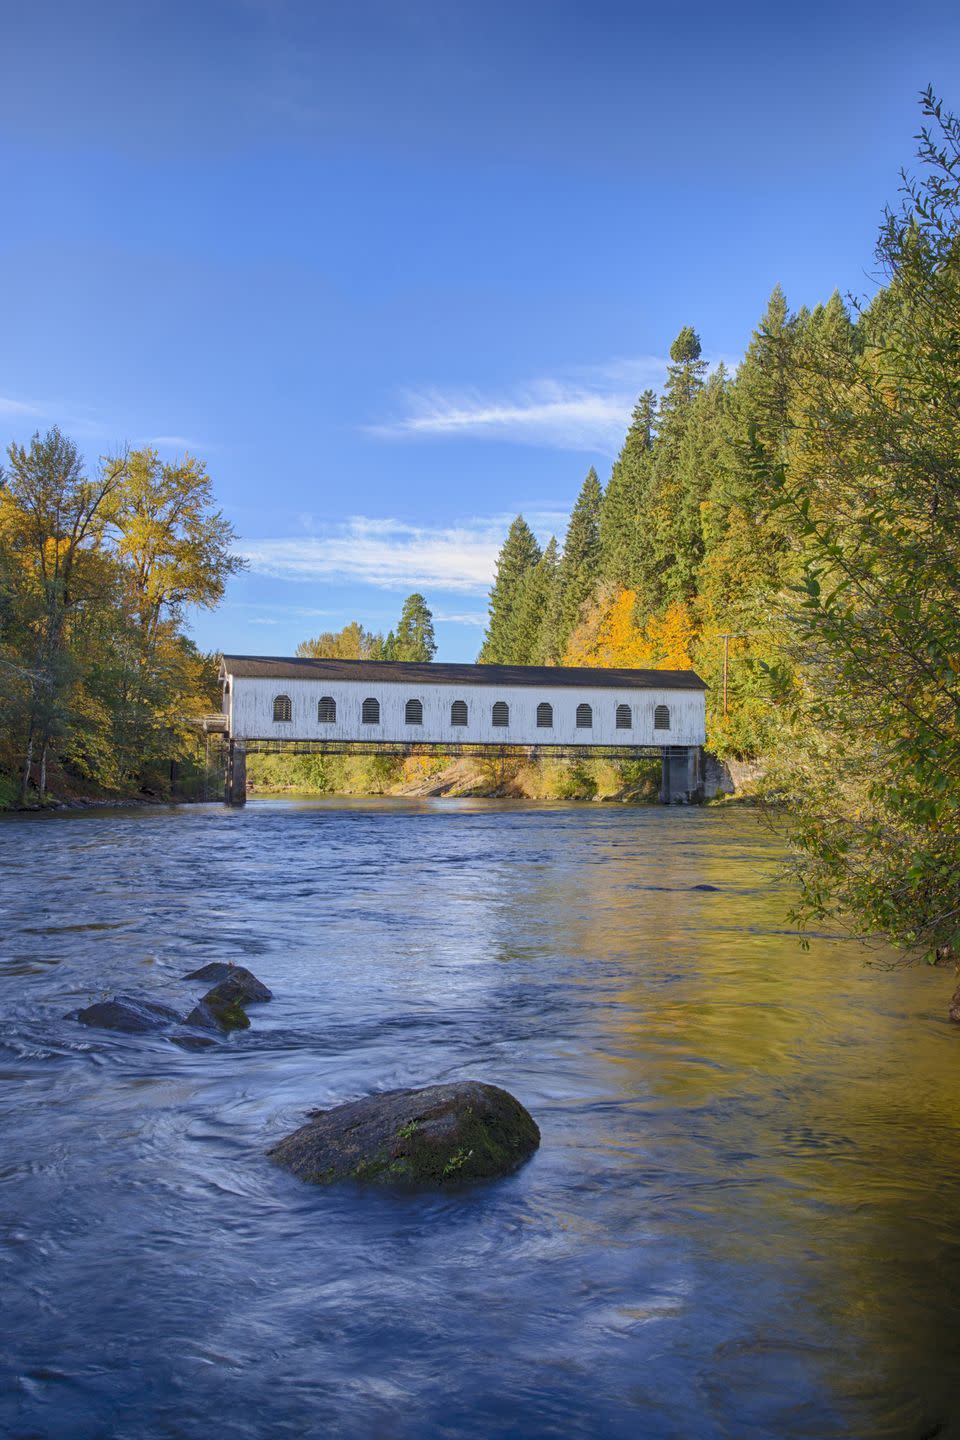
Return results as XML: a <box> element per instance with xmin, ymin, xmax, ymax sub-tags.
<box><xmin>215</xmin><ymin>655</ymin><xmax>708</xmax><ymax>804</ymax></box>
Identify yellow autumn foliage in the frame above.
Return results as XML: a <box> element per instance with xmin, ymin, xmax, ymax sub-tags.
<box><xmin>562</xmin><ymin>586</ymin><xmax>698</xmax><ymax>671</ymax></box>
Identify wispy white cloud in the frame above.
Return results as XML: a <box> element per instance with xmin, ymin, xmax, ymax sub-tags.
<box><xmin>229</xmin><ymin>601</ymin><xmax>339</xmax><ymax>619</ymax></box>
<box><xmin>368</xmin><ymin>357</ymin><xmax>670</xmax><ymax>452</ymax></box>
<box><xmin>0</xmin><ymin>395</ymin><xmax>213</xmax><ymax>450</ymax></box>
<box><xmin>0</xmin><ymin>395</ymin><xmax>42</xmax><ymax>417</ymax></box>
<box><xmin>369</xmin><ymin>352</ymin><xmax>741</xmax><ymax>453</ymax></box>
<box><xmin>241</xmin><ymin>516</ymin><xmax>502</xmax><ymax>595</ymax></box>
<box><xmin>144</xmin><ymin>434</ymin><xmax>210</xmax><ymax>451</ymax></box>
<box><xmin>0</xmin><ymin>392</ymin><xmax>115</xmax><ymax>441</ymax></box>
<box><xmin>371</xmin><ymin>380</ymin><xmax>637</xmax><ymax>452</ymax></box>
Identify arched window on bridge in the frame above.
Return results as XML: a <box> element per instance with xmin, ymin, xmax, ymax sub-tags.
<box><xmin>362</xmin><ymin>697</ymin><xmax>380</xmax><ymax>725</ymax></box>
<box><xmin>405</xmin><ymin>698</ymin><xmax>423</xmax><ymax>725</ymax></box>
<box><xmin>616</xmin><ymin>703</ymin><xmax>632</xmax><ymax>730</ymax></box>
<box><xmin>492</xmin><ymin>701</ymin><xmax>509</xmax><ymax>728</ymax></box>
<box><xmin>654</xmin><ymin>704</ymin><xmax>670</xmax><ymax>731</ymax></box>
<box><xmin>536</xmin><ymin>702</ymin><xmax>553</xmax><ymax>728</ymax></box>
<box><xmin>576</xmin><ymin>702</ymin><xmax>592</xmax><ymax>729</ymax></box>
<box><xmin>318</xmin><ymin>696</ymin><xmax>336</xmax><ymax>724</ymax></box>
<box><xmin>273</xmin><ymin>694</ymin><xmax>292</xmax><ymax>723</ymax></box>
<box><xmin>450</xmin><ymin>699</ymin><xmax>468</xmax><ymax>726</ymax></box>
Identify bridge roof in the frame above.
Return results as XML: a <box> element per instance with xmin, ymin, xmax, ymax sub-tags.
<box><xmin>220</xmin><ymin>655</ymin><xmax>707</xmax><ymax>691</ymax></box>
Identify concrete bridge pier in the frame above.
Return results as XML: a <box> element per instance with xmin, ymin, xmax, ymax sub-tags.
<box><xmin>225</xmin><ymin>741</ymin><xmax>247</xmax><ymax>807</ymax></box>
<box><xmin>660</xmin><ymin>745</ymin><xmax>703</xmax><ymax>804</ymax></box>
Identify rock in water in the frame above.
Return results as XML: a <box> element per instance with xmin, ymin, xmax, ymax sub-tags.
<box><xmin>182</xmin><ymin>963</ymin><xmax>273</xmax><ymax>1002</ymax></box>
<box><xmin>184</xmin><ymin>986</ymin><xmax>251</xmax><ymax>1032</ymax></box>
<box><xmin>183</xmin><ymin>961</ymin><xmax>234</xmax><ymax>983</ymax></box>
<box><xmin>184</xmin><ymin>970</ymin><xmax>272</xmax><ymax>1033</ymax></box>
<box><xmin>949</xmin><ymin>984</ymin><xmax>960</xmax><ymax>1024</ymax></box>
<box><xmin>268</xmin><ymin>1081</ymin><xmax>540</xmax><ymax>1188</ymax></box>
<box><xmin>75</xmin><ymin>995</ymin><xmax>181</xmax><ymax>1033</ymax></box>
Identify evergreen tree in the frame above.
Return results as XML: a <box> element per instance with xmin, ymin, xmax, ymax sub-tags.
<box><xmin>478</xmin><ymin>515</ymin><xmax>541</xmax><ymax>663</ymax></box>
<box><xmin>600</xmin><ymin>390</ymin><xmax>656</xmax><ymax>587</ymax></box>
<box><xmin>699</xmin><ymin>287</ymin><xmax>800</xmax><ymax>631</ymax></box>
<box><xmin>511</xmin><ymin>535</ymin><xmax>561</xmax><ymax>664</ymax></box>
<box><xmin>393</xmin><ymin>592</ymin><xmax>437</xmax><ymax>661</ymax></box>
<box><xmin>670</xmin><ymin>365</ymin><xmax>728</xmax><ymax>602</ymax></box>
<box><xmin>375</xmin><ymin>630</ymin><xmax>397</xmax><ymax>660</ymax></box>
<box><xmin>639</xmin><ymin>327</ymin><xmax>707</xmax><ymax>609</ymax></box>
<box><xmin>557</xmin><ymin>467</ymin><xmax>603</xmax><ymax>647</ymax></box>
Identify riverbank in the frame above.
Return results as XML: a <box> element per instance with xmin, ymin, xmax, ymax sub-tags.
<box><xmin>246</xmin><ymin>750</ymin><xmax>766</xmax><ymax>804</ymax></box>
<box><xmin>0</xmin><ymin>768</ymin><xmax>213</xmax><ymax>813</ymax></box>
<box><xmin>246</xmin><ymin>751</ymin><xmax>666</xmax><ymax>804</ymax></box>
<box><xmin>2</xmin><ymin>753</ymin><xmax>765</xmax><ymax>811</ymax></box>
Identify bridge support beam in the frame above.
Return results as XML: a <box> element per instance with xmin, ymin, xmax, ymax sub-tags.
<box><xmin>660</xmin><ymin>746</ymin><xmax>703</xmax><ymax>804</ymax></box>
<box><xmin>225</xmin><ymin>741</ymin><xmax>247</xmax><ymax>807</ymax></box>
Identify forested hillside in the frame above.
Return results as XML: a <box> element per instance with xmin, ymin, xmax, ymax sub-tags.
<box><xmin>478</xmin><ymin>292</ymin><xmax>830</xmax><ymax>761</ymax></box>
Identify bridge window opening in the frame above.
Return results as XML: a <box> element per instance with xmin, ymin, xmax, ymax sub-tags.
<box><xmin>361</xmin><ymin>697</ymin><xmax>380</xmax><ymax>725</ymax></box>
<box><xmin>450</xmin><ymin>700</ymin><xmax>468</xmax><ymax>726</ymax></box>
<box><xmin>492</xmin><ymin>701</ymin><xmax>509</xmax><ymax>728</ymax></box>
<box><xmin>536</xmin><ymin>702</ymin><xmax>553</xmax><ymax>728</ymax></box>
<box><xmin>318</xmin><ymin>696</ymin><xmax>336</xmax><ymax>724</ymax></box>
<box><xmin>273</xmin><ymin>694</ymin><xmax>292</xmax><ymax>723</ymax></box>
<box><xmin>654</xmin><ymin>704</ymin><xmax>671</xmax><ymax>731</ymax></box>
<box><xmin>576</xmin><ymin>702</ymin><xmax>593</xmax><ymax>729</ymax></box>
<box><xmin>616</xmin><ymin>703</ymin><xmax>632</xmax><ymax>730</ymax></box>
<box><xmin>405</xmin><ymin>698</ymin><xmax>423</xmax><ymax>725</ymax></box>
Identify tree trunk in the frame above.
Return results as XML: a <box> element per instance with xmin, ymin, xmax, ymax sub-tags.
<box><xmin>39</xmin><ymin>740</ymin><xmax>48</xmax><ymax>800</ymax></box>
<box><xmin>20</xmin><ymin>727</ymin><xmax>34</xmax><ymax>807</ymax></box>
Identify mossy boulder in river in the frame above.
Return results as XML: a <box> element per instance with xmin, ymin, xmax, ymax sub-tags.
<box><xmin>184</xmin><ymin>996</ymin><xmax>250</xmax><ymax>1032</ymax></box>
<box><xmin>183</xmin><ymin>968</ymin><xmax>273</xmax><ymax>1032</ymax></box>
<box><xmin>268</xmin><ymin>1081</ymin><xmax>540</xmax><ymax>1188</ymax></box>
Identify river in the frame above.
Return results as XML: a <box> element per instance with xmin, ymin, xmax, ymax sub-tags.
<box><xmin>0</xmin><ymin>799</ymin><xmax>957</xmax><ymax>1439</ymax></box>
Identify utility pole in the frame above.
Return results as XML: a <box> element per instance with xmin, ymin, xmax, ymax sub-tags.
<box><xmin>720</xmin><ymin>633</ymin><xmax>747</xmax><ymax>716</ymax></box>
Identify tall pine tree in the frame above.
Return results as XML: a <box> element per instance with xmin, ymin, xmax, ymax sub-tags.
<box><xmin>557</xmin><ymin>467</ymin><xmax>603</xmax><ymax>649</ymax></box>
<box><xmin>511</xmin><ymin>535</ymin><xmax>561</xmax><ymax>664</ymax></box>
<box><xmin>600</xmin><ymin>390</ymin><xmax>656</xmax><ymax>587</ymax></box>
<box><xmin>639</xmin><ymin>327</ymin><xmax>707</xmax><ymax>609</ymax></box>
<box><xmin>478</xmin><ymin>516</ymin><xmax>541</xmax><ymax>663</ymax></box>
<box><xmin>699</xmin><ymin>286</ymin><xmax>799</xmax><ymax>628</ymax></box>
<box><xmin>393</xmin><ymin>592</ymin><xmax>437</xmax><ymax>661</ymax></box>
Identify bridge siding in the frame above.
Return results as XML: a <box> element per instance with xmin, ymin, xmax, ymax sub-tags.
<box><xmin>226</xmin><ymin>676</ymin><xmax>706</xmax><ymax>748</ymax></box>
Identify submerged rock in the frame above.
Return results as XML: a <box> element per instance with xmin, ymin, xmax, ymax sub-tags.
<box><xmin>949</xmin><ymin>984</ymin><xmax>960</xmax><ymax>1024</ymax></box>
<box><xmin>75</xmin><ymin>994</ymin><xmax>181</xmax><ymax>1034</ymax></box>
<box><xmin>171</xmin><ymin>1031</ymin><xmax>218</xmax><ymax>1050</ymax></box>
<box><xmin>268</xmin><ymin>1081</ymin><xmax>540</xmax><ymax>1188</ymax></box>
<box><xmin>182</xmin><ymin>963</ymin><xmax>273</xmax><ymax>1003</ymax></box>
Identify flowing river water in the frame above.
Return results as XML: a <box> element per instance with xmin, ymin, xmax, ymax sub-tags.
<box><xmin>1</xmin><ymin>799</ymin><xmax>958</xmax><ymax>1440</ymax></box>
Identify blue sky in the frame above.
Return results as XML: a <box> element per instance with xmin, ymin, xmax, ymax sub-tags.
<box><xmin>1</xmin><ymin>0</ymin><xmax>957</xmax><ymax>660</ymax></box>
